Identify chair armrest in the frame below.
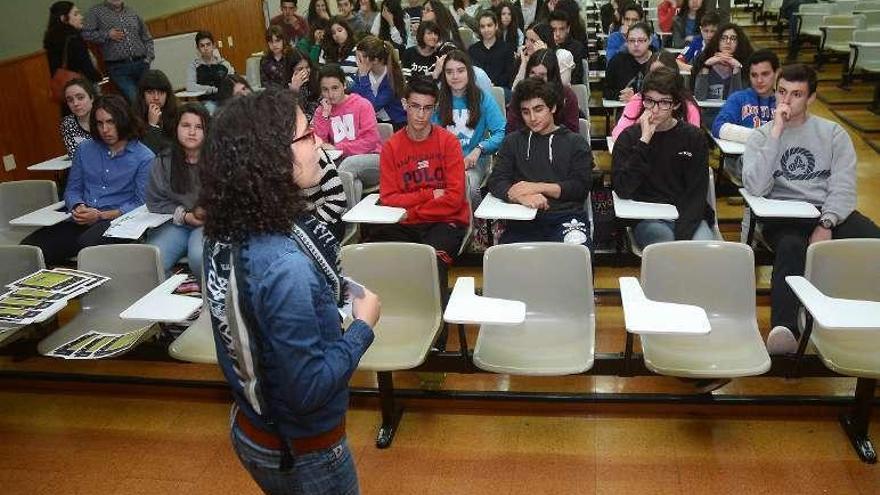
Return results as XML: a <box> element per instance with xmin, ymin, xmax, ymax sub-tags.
<box><xmin>738</xmin><ymin>188</ymin><xmax>820</xmax><ymax>219</ymax></box>
<box><xmin>619</xmin><ymin>277</ymin><xmax>711</xmax><ymax>335</ymax></box>
<box><xmin>341</xmin><ymin>193</ymin><xmax>406</xmax><ymax>224</ymax></box>
<box><xmin>785</xmin><ymin>276</ymin><xmax>880</xmax><ymax>330</ymax></box>
<box><xmin>443</xmin><ymin>277</ymin><xmax>526</xmax><ymax>326</ymax></box>
<box><xmin>612</xmin><ymin>191</ymin><xmax>679</xmax><ymax>220</ymax></box>
<box><xmin>474</xmin><ymin>193</ymin><xmax>537</xmax><ymax>221</ymax></box>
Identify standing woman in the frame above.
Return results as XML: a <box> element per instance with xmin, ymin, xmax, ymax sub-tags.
<box><xmin>313</xmin><ymin>64</ymin><xmax>383</xmax><ymax>189</ymax></box>
<box><xmin>200</xmin><ymin>89</ymin><xmax>379</xmax><ymax>495</ymax></box>
<box><xmin>60</xmin><ymin>78</ymin><xmax>96</xmax><ymax>158</ymax></box>
<box><xmin>133</xmin><ymin>69</ymin><xmax>179</xmax><ymax>154</ymax></box>
<box><xmin>44</xmin><ymin>1</ymin><xmax>101</xmax><ymax>93</ymax></box>
<box><xmin>145</xmin><ymin>102</ymin><xmax>210</xmax><ymax>278</ymax></box>
<box><xmin>351</xmin><ymin>36</ymin><xmax>407</xmax><ymax>129</ymax></box>
<box><xmin>506</xmin><ymin>49</ymin><xmax>579</xmax><ymax>133</ymax></box>
<box><xmin>261</xmin><ymin>25</ymin><xmax>297</xmax><ymax>89</ymax></box>
<box><xmin>320</xmin><ymin>17</ymin><xmax>359</xmax><ymax>76</ymax></box>
<box><xmin>371</xmin><ymin>0</ymin><xmax>409</xmax><ymax>50</ymax></box>
<box><xmin>433</xmin><ymin>50</ymin><xmax>506</xmax><ymax>206</ymax></box>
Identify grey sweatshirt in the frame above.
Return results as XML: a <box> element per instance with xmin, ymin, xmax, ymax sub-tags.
<box><xmin>145</xmin><ymin>151</ymin><xmax>201</xmax><ymax>225</ymax></box>
<box><xmin>693</xmin><ymin>66</ymin><xmax>743</xmax><ymax>101</ymax></box>
<box><xmin>742</xmin><ymin>114</ymin><xmax>857</xmax><ymax>226</ymax></box>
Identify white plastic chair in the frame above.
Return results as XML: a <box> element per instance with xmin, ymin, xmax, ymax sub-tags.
<box><xmin>571</xmin><ymin>83</ymin><xmax>590</xmax><ymax>118</ymax></box>
<box><xmin>168</xmin><ymin>307</ymin><xmax>217</xmax><ymax>363</ymax></box>
<box><xmin>579</xmin><ymin>117</ymin><xmax>591</xmax><ymax>142</ymax></box>
<box><xmin>796</xmin><ymin>4</ymin><xmax>833</xmax><ymax>39</ymax></box>
<box><xmin>37</xmin><ymin>245</ymin><xmax>164</xmax><ymax>356</ymax></box>
<box><xmin>844</xmin><ymin>29</ymin><xmax>880</xmax><ymax>85</ymax></box>
<box><xmin>638</xmin><ymin>241</ymin><xmax>771</xmax><ymax>378</ymax></box>
<box><xmin>338</xmin><ymin>170</ymin><xmax>362</xmax><ymax>245</ymax></box>
<box><xmin>831</xmin><ymin>0</ymin><xmax>858</xmax><ymax>14</ymax></box>
<box><xmin>0</xmin><ymin>180</ymin><xmax>58</xmax><ymax>245</ymax></box>
<box><xmin>245</xmin><ymin>55</ymin><xmax>262</xmax><ymax>89</ymax></box>
<box><xmin>474</xmin><ymin>243</ymin><xmax>595</xmax><ymax>375</ymax></box>
<box><xmin>490</xmin><ymin>86</ymin><xmax>505</xmax><ymax>115</ymax></box>
<box><xmin>459</xmin><ymin>27</ymin><xmax>477</xmax><ymax>48</ymax></box>
<box><xmin>377</xmin><ymin>122</ymin><xmax>394</xmax><ymax>144</ymax></box>
<box><xmin>0</xmin><ymin>245</ymin><xmax>45</xmax><ymax>286</ymax></box>
<box><xmin>818</xmin><ymin>15</ymin><xmax>867</xmax><ymax>66</ymax></box>
<box><xmin>341</xmin><ymin>243</ymin><xmax>443</xmax><ymax>371</ymax></box>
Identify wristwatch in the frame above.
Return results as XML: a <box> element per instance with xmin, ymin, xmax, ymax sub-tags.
<box><xmin>819</xmin><ymin>217</ymin><xmax>834</xmax><ymax>229</ymax></box>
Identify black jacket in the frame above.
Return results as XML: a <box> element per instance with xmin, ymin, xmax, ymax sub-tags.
<box><xmin>603</xmin><ymin>52</ymin><xmax>651</xmax><ymax>100</ymax></box>
<box><xmin>468</xmin><ymin>39</ymin><xmax>516</xmax><ymax>88</ymax></box>
<box><xmin>44</xmin><ymin>25</ymin><xmax>101</xmax><ymax>83</ymax></box>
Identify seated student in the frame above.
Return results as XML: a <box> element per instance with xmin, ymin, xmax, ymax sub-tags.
<box><xmin>498</xmin><ymin>1</ymin><xmax>525</xmax><ymax>55</ymax></box>
<box><xmin>553</xmin><ymin>0</ymin><xmax>588</xmax><ymax>45</ymax></box>
<box><xmin>507</xmin><ymin>48</ymin><xmax>579</xmax><ymax>133</ymax></box>
<box><xmin>677</xmin><ymin>12</ymin><xmax>719</xmax><ymax>72</ymax></box>
<box><xmin>367</xmin><ymin>78</ymin><xmax>470</xmax><ymax>293</ymax></box>
<box><xmin>548</xmin><ymin>9</ymin><xmax>585</xmax><ymax>85</ymax></box>
<box><xmin>517</xmin><ymin>0</ymin><xmax>542</xmax><ymax>29</ymax></box>
<box><xmin>351</xmin><ymin>36</ymin><xmax>407</xmax><ymax>130</ymax></box>
<box><xmin>612</xmin><ymin>67</ymin><xmax>715</xmax><ymax>248</ymax></box>
<box><xmin>468</xmin><ymin>11</ymin><xmax>516</xmax><ymax>92</ymax></box>
<box><xmin>320</xmin><ymin>17</ymin><xmax>359</xmax><ymax>76</ymax></box>
<box><xmin>672</xmin><ymin>0</ymin><xmax>706</xmax><ymax>48</ymax></box>
<box><xmin>487</xmin><ymin>77</ymin><xmax>593</xmax><ymax>248</ymax></box>
<box><xmin>60</xmin><ymin>78</ymin><xmax>95</xmax><ymax>158</ymax></box>
<box><xmin>296</xmin><ymin>20</ymin><xmax>326</xmax><ymax>63</ymax></box>
<box><xmin>307</xmin><ymin>0</ymin><xmax>332</xmax><ymax>29</ymax></box>
<box><xmin>605</xmin><ymin>3</ymin><xmax>661</xmax><ymax>63</ymax></box>
<box><xmin>612</xmin><ymin>51</ymin><xmax>702</xmax><ymax>140</ymax></box>
<box><xmin>312</xmin><ymin>64</ymin><xmax>383</xmax><ymax>189</ymax></box>
<box><xmin>187</xmin><ymin>31</ymin><xmax>234</xmax><ymax>108</ymax></box>
<box><xmin>712</xmin><ymin>49</ymin><xmax>779</xmax><ymax>182</ymax></box>
<box><xmin>22</xmin><ymin>95</ymin><xmax>154</xmax><ymax>265</ymax></box>
<box><xmin>743</xmin><ymin>64</ymin><xmax>880</xmax><ymax>354</ymax></box>
<box><xmin>451</xmin><ymin>0</ymin><xmax>481</xmax><ymax>33</ymax></box>
<box><xmin>401</xmin><ymin>20</ymin><xmax>442</xmax><ymax>80</ymax></box>
<box><xmin>371</xmin><ymin>0</ymin><xmax>410</xmax><ymax>50</ymax></box>
<box><xmin>216</xmin><ymin>74</ymin><xmax>252</xmax><ymax>106</ymax></box>
<box><xmin>421</xmin><ymin>0</ymin><xmax>465</xmax><ymax>48</ymax></box>
<box><xmin>692</xmin><ymin>23</ymin><xmax>752</xmax><ymax>101</ymax></box>
<box><xmin>432</xmin><ymin>50</ymin><xmax>506</xmax><ymax>207</ymax></box>
<box><xmin>358</xmin><ymin>0</ymin><xmax>380</xmax><ymax>34</ymax></box>
<box><xmin>271</xmin><ymin>0</ymin><xmax>310</xmax><ymax>42</ymax></box>
<box><xmin>336</xmin><ymin>0</ymin><xmax>367</xmax><ymax>34</ymax></box>
<box><xmin>145</xmin><ymin>103</ymin><xmax>209</xmax><ymax>278</ymax></box>
<box><xmin>260</xmin><ymin>25</ymin><xmax>296</xmax><ymax>89</ymax></box>
<box><xmin>514</xmin><ymin>23</ymin><xmax>575</xmax><ymax>87</ymax></box>
<box><xmin>600</xmin><ymin>0</ymin><xmax>620</xmax><ymax>34</ymax></box>
<box><xmin>435</xmin><ymin>41</ymin><xmax>495</xmax><ymax>94</ymax></box>
<box><xmin>656</xmin><ymin>0</ymin><xmax>676</xmax><ymax>34</ymax></box>
<box><xmin>603</xmin><ymin>22</ymin><xmax>655</xmax><ymax>103</ymax></box>
<box><xmin>288</xmin><ymin>48</ymin><xmax>321</xmax><ymax>117</ymax></box>
<box><xmin>134</xmin><ymin>70</ymin><xmax>179</xmax><ymax>154</ymax></box>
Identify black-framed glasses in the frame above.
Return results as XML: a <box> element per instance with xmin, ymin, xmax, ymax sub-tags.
<box><xmin>406</xmin><ymin>102</ymin><xmax>436</xmax><ymax>114</ymax></box>
<box><xmin>642</xmin><ymin>97</ymin><xmax>675</xmax><ymax>110</ymax></box>
<box><xmin>720</xmin><ymin>35</ymin><xmax>738</xmax><ymax>42</ymax></box>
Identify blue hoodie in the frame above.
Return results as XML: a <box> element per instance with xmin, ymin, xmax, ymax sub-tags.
<box><xmin>680</xmin><ymin>35</ymin><xmax>704</xmax><ymax>63</ymax></box>
<box><xmin>350</xmin><ymin>72</ymin><xmax>407</xmax><ymax>125</ymax></box>
<box><xmin>711</xmin><ymin>87</ymin><xmax>777</xmax><ymax>138</ymax></box>
<box><xmin>432</xmin><ymin>88</ymin><xmax>506</xmax><ymax>156</ymax></box>
<box><xmin>605</xmin><ymin>31</ymin><xmax>662</xmax><ymax>63</ymax></box>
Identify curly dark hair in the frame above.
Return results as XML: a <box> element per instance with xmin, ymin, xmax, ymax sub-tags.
<box><xmin>200</xmin><ymin>89</ymin><xmax>309</xmax><ymax>242</ymax></box>
<box><xmin>90</xmin><ymin>94</ymin><xmax>143</xmax><ymax>142</ymax></box>
<box><xmin>691</xmin><ymin>23</ymin><xmax>753</xmax><ymax>82</ymax></box>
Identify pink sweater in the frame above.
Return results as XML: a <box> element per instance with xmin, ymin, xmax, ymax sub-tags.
<box><xmin>611</xmin><ymin>93</ymin><xmax>702</xmax><ymax>141</ymax></box>
<box><xmin>312</xmin><ymin>93</ymin><xmax>382</xmax><ymax>157</ymax></box>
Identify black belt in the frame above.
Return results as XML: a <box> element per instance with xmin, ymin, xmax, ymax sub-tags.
<box><xmin>106</xmin><ymin>56</ymin><xmax>145</xmax><ymax>65</ymax></box>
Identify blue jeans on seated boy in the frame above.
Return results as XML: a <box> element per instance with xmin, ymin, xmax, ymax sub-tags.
<box><xmin>633</xmin><ymin>219</ymin><xmax>715</xmax><ymax>249</ymax></box>
<box><xmin>465</xmin><ymin>156</ymin><xmax>490</xmax><ymax>209</ymax></box>
<box><xmin>230</xmin><ymin>423</ymin><xmax>359</xmax><ymax>495</ymax></box>
<box><xmin>146</xmin><ymin>223</ymin><xmax>204</xmax><ymax>278</ymax></box>
<box><xmin>500</xmin><ymin>210</ymin><xmax>592</xmax><ymax>250</ymax></box>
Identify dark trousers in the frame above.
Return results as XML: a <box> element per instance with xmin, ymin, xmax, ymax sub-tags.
<box><xmin>762</xmin><ymin>210</ymin><xmax>880</xmax><ymax>334</ymax></box>
<box><xmin>20</xmin><ymin>219</ymin><xmax>130</xmax><ymax>266</ymax></box>
<box><xmin>106</xmin><ymin>59</ymin><xmax>149</xmax><ymax>103</ymax></box>
<box><xmin>364</xmin><ymin>222</ymin><xmax>466</xmax><ymax>302</ymax></box>
<box><xmin>500</xmin><ymin>210</ymin><xmax>593</xmax><ymax>251</ymax></box>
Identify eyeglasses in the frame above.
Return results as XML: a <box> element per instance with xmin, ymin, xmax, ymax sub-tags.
<box><xmin>626</xmin><ymin>38</ymin><xmax>649</xmax><ymax>45</ymax></box>
<box><xmin>406</xmin><ymin>102</ymin><xmax>436</xmax><ymax>114</ymax></box>
<box><xmin>642</xmin><ymin>97</ymin><xmax>675</xmax><ymax>110</ymax></box>
<box><xmin>291</xmin><ymin>129</ymin><xmax>316</xmax><ymax>146</ymax></box>
<box><xmin>720</xmin><ymin>35</ymin><xmax>738</xmax><ymax>42</ymax></box>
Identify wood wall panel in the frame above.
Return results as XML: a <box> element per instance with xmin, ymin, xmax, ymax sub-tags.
<box><xmin>0</xmin><ymin>0</ymin><xmax>265</xmax><ymax>183</ymax></box>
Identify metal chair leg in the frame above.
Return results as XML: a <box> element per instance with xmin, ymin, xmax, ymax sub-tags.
<box><xmin>839</xmin><ymin>377</ymin><xmax>878</xmax><ymax>464</ymax></box>
<box><xmin>375</xmin><ymin>371</ymin><xmax>404</xmax><ymax>448</ymax></box>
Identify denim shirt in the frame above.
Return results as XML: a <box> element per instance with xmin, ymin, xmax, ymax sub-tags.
<box><xmin>64</xmin><ymin>138</ymin><xmax>154</xmax><ymax>213</ymax></box>
<box><xmin>204</xmin><ymin>233</ymin><xmax>374</xmax><ymax>439</ymax></box>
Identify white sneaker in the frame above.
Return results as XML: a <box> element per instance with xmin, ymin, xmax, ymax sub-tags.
<box><xmin>767</xmin><ymin>326</ymin><xmax>799</xmax><ymax>355</ymax></box>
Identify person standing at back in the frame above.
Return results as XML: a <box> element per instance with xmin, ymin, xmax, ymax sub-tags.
<box><xmin>82</xmin><ymin>0</ymin><xmax>153</xmax><ymax>102</ymax></box>
<box><xmin>271</xmin><ymin>0</ymin><xmax>311</xmax><ymax>43</ymax></box>
<box><xmin>44</xmin><ymin>1</ymin><xmax>101</xmax><ymax>91</ymax></box>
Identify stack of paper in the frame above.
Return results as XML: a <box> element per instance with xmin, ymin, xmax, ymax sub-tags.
<box><xmin>103</xmin><ymin>205</ymin><xmax>172</xmax><ymax>239</ymax></box>
<box><xmin>0</xmin><ymin>268</ymin><xmax>110</xmax><ymax>325</ymax></box>
<box><xmin>44</xmin><ymin>328</ymin><xmax>150</xmax><ymax>360</ymax></box>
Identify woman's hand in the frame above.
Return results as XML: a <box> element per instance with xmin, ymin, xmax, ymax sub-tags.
<box><xmin>353</xmin><ymin>288</ymin><xmax>381</xmax><ymax>328</ymax></box>
<box><xmin>320</xmin><ymin>98</ymin><xmax>332</xmax><ymax>118</ymax></box>
<box><xmin>463</xmin><ymin>148</ymin><xmax>481</xmax><ymax>169</ymax></box>
<box><xmin>619</xmin><ymin>87</ymin><xmax>635</xmax><ymax>103</ymax></box>
<box><xmin>184</xmin><ymin>211</ymin><xmax>205</xmax><ymax>227</ymax></box>
<box><xmin>289</xmin><ymin>68</ymin><xmax>309</xmax><ymax>91</ymax></box>
<box><xmin>382</xmin><ymin>6</ymin><xmax>394</xmax><ymax>23</ymax></box>
<box><xmin>314</xmin><ymin>29</ymin><xmax>325</xmax><ymax>43</ymax></box>
<box><xmin>355</xmin><ymin>51</ymin><xmax>371</xmax><ymax>77</ymax></box>
<box><xmin>431</xmin><ymin>53</ymin><xmax>447</xmax><ymax>80</ymax></box>
<box><xmin>148</xmin><ymin>103</ymin><xmax>162</xmax><ymax>126</ymax></box>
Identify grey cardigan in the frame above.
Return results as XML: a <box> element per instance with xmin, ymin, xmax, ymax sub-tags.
<box><xmin>145</xmin><ymin>150</ymin><xmax>201</xmax><ymax>225</ymax></box>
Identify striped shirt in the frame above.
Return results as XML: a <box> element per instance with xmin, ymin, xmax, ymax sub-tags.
<box><xmin>82</xmin><ymin>1</ymin><xmax>154</xmax><ymax>63</ymax></box>
<box><xmin>302</xmin><ymin>156</ymin><xmax>347</xmax><ymax>229</ymax></box>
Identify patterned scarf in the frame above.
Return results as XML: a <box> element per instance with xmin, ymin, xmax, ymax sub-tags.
<box><xmin>290</xmin><ymin>214</ymin><xmax>347</xmax><ymax>307</ymax></box>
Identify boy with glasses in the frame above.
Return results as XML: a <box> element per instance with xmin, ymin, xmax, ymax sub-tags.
<box><xmin>367</xmin><ymin>79</ymin><xmax>470</xmax><ymax>292</ymax></box>
<box><xmin>742</xmin><ymin>64</ymin><xmax>880</xmax><ymax>354</ymax></box>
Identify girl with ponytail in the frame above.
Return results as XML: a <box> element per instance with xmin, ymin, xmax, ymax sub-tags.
<box><xmin>351</xmin><ymin>36</ymin><xmax>408</xmax><ymax>129</ymax></box>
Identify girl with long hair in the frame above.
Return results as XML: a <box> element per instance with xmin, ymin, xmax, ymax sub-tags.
<box><xmin>260</xmin><ymin>25</ymin><xmax>296</xmax><ymax>89</ymax></box>
<box><xmin>468</xmin><ymin>10</ymin><xmax>516</xmax><ymax>90</ymax></box>
<box><xmin>507</xmin><ymin>48</ymin><xmax>579</xmax><ymax>133</ymax></box>
<box><xmin>514</xmin><ymin>22</ymin><xmax>575</xmax><ymax>86</ymax></box>
<box><xmin>612</xmin><ymin>51</ymin><xmax>701</xmax><ymax>139</ymax></box>
<box><xmin>134</xmin><ymin>69</ymin><xmax>179</xmax><ymax>154</ymax></box>
<box><xmin>672</xmin><ymin>0</ymin><xmax>707</xmax><ymax>48</ymax></box>
<box><xmin>497</xmin><ymin>1</ymin><xmax>524</xmax><ymax>54</ymax></box>
<box><xmin>433</xmin><ymin>50</ymin><xmax>506</xmax><ymax>206</ymax></box>
<box><xmin>296</xmin><ymin>20</ymin><xmax>327</xmax><ymax>62</ymax></box>
<box><xmin>612</xmin><ymin>66</ymin><xmax>715</xmax><ymax>248</ymax></box>
<box><xmin>358</xmin><ymin>0</ymin><xmax>380</xmax><ymax>30</ymax></box>
<box><xmin>351</xmin><ymin>36</ymin><xmax>407</xmax><ymax>128</ymax></box>
<box><xmin>421</xmin><ymin>0</ymin><xmax>465</xmax><ymax>48</ymax></box>
<box><xmin>60</xmin><ymin>78</ymin><xmax>96</xmax><ymax>157</ymax></box>
<box><xmin>371</xmin><ymin>0</ymin><xmax>409</xmax><ymax>50</ymax></box>
<box><xmin>44</xmin><ymin>1</ymin><xmax>101</xmax><ymax>86</ymax></box>
<box><xmin>320</xmin><ymin>17</ymin><xmax>359</xmax><ymax>75</ymax></box>
<box><xmin>307</xmin><ymin>0</ymin><xmax>332</xmax><ymax>27</ymax></box>
<box><xmin>288</xmin><ymin>48</ymin><xmax>321</xmax><ymax>117</ymax></box>
<box><xmin>692</xmin><ymin>23</ymin><xmax>753</xmax><ymax>102</ymax></box>
<box><xmin>145</xmin><ymin>102</ymin><xmax>210</xmax><ymax>278</ymax></box>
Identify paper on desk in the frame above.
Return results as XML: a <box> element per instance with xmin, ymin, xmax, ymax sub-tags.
<box><xmin>103</xmin><ymin>205</ymin><xmax>172</xmax><ymax>239</ymax></box>
<box><xmin>45</xmin><ymin>327</ymin><xmax>150</xmax><ymax>360</ymax></box>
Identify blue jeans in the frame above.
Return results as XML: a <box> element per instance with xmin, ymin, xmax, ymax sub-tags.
<box><xmin>106</xmin><ymin>59</ymin><xmax>149</xmax><ymax>102</ymax></box>
<box><xmin>500</xmin><ymin>210</ymin><xmax>593</xmax><ymax>251</ymax></box>
<box><xmin>146</xmin><ymin>223</ymin><xmax>203</xmax><ymax>278</ymax></box>
<box><xmin>230</xmin><ymin>423</ymin><xmax>359</xmax><ymax>495</ymax></box>
<box><xmin>633</xmin><ymin>219</ymin><xmax>714</xmax><ymax>249</ymax></box>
